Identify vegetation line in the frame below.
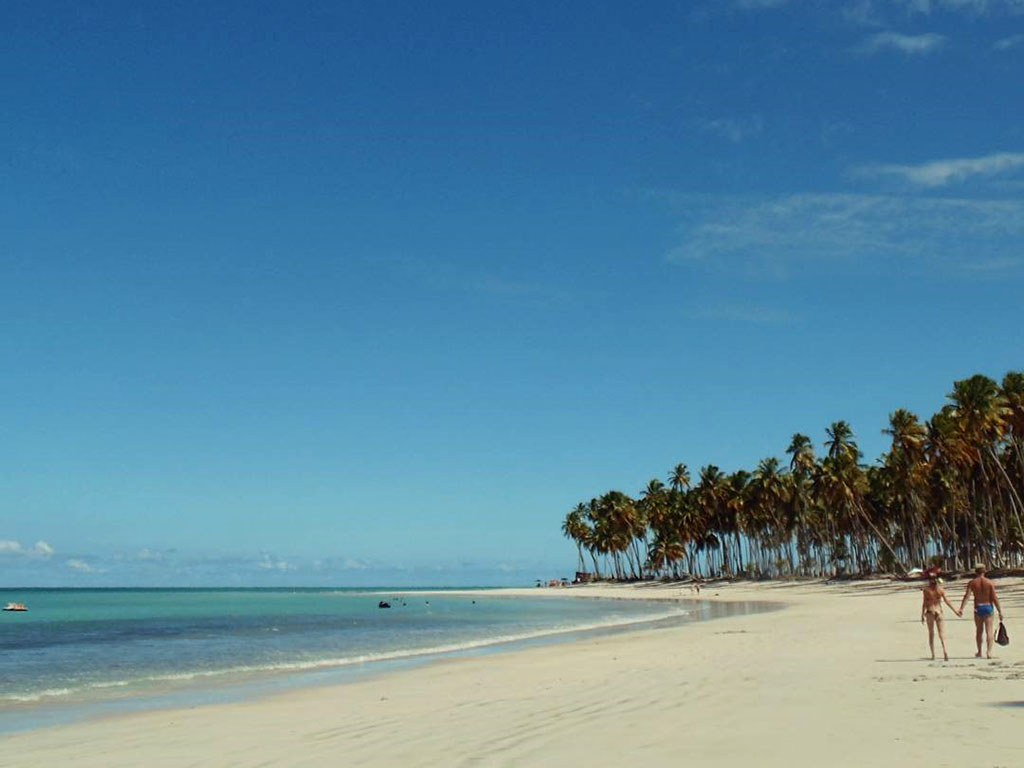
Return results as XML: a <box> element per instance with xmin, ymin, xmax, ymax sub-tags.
<box><xmin>562</xmin><ymin>373</ymin><xmax>1024</xmax><ymax>581</ymax></box>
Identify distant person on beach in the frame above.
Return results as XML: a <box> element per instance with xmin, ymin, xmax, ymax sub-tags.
<box><xmin>959</xmin><ymin>564</ymin><xmax>1004</xmax><ymax>659</ymax></box>
<box><xmin>921</xmin><ymin>569</ymin><xmax>959</xmax><ymax>661</ymax></box>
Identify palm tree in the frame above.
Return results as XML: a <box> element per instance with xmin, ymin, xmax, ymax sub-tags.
<box><xmin>561</xmin><ymin>504</ymin><xmax>589</xmax><ymax>573</ymax></box>
<box><xmin>825</xmin><ymin>420</ymin><xmax>859</xmax><ymax>462</ymax></box>
<box><xmin>787</xmin><ymin>433</ymin><xmax>816</xmax><ymax>476</ymax></box>
<box><xmin>947</xmin><ymin>375</ymin><xmax>1020</xmax><ymax>566</ymax></box>
<box><xmin>881</xmin><ymin>409</ymin><xmax>929</xmax><ymax>566</ymax></box>
<box><xmin>750</xmin><ymin>458</ymin><xmax>789</xmax><ymax>574</ymax></box>
<box><xmin>725</xmin><ymin>470</ymin><xmax>751</xmax><ymax>575</ymax></box>
<box><xmin>818</xmin><ymin>422</ymin><xmax>904</xmax><ymax>574</ymax></box>
<box><xmin>695</xmin><ymin>465</ymin><xmax>729</xmax><ymax>575</ymax></box>
<box><xmin>786</xmin><ymin>433</ymin><xmax>818</xmax><ymax>575</ymax></box>
<box><xmin>639</xmin><ymin>479</ymin><xmax>674</xmax><ymax>574</ymax></box>
<box><xmin>558</xmin><ymin>371</ymin><xmax>1021</xmax><ymax>579</ymax></box>
<box><xmin>669</xmin><ymin>463</ymin><xmax>691</xmax><ymax>492</ymax></box>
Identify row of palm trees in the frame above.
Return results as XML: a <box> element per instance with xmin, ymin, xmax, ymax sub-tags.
<box><xmin>561</xmin><ymin>373</ymin><xmax>1024</xmax><ymax>580</ymax></box>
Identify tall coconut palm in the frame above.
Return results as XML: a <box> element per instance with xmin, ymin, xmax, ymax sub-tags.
<box><xmin>557</xmin><ymin>371</ymin><xmax>1020</xmax><ymax>579</ymax></box>
<box><xmin>818</xmin><ymin>423</ymin><xmax>904</xmax><ymax>574</ymax></box>
<box><xmin>882</xmin><ymin>409</ymin><xmax>930</xmax><ymax>566</ymax></box>
<box><xmin>725</xmin><ymin>470</ymin><xmax>751</xmax><ymax>575</ymax></box>
<box><xmin>947</xmin><ymin>375</ymin><xmax>1020</xmax><ymax>565</ymax></box>
<box><xmin>669</xmin><ymin>463</ymin><xmax>691</xmax><ymax>492</ymax></box>
<box><xmin>750</xmin><ymin>458</ymin><xmax>789</xmax><ymax>574</ymax></box>
<box><xmin>695</xmin><ymin>465</ymin><xmax>729</xmax><ymax>575</ymax></box>
<box><xmin>785</xmin><ymin>434</ymin><xmax>818</xmax><ymax>574</ymax></box>
<box><xmin>786</xmin><ymin>433</ymin><xmax>816</xmax><ymax>476</ymax></box>
<box><xmin>561</xmin><ymin>503</ymin><xmax>589</xmax><ymax>573</ymax></box>
<box><xmin>825</xmin><ymin>420</ymin><xmax>859</xmax><ymax>462</ymax></box>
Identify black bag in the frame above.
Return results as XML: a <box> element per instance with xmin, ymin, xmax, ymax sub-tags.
<box><xmin>996</xmin><ymin>621</ymin><xmax>1009</xmax><ymax>646</ymax></box>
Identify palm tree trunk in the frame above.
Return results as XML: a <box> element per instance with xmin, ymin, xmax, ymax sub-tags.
<box><xmin>988</xmin><ymin>446</ymin><xmax>1024</xmax><ymax>538</ymax></box>
<box><xmin>855</xmin><ymin>501</ymin><xmax>905</xmax><ymax>574</ymax></box>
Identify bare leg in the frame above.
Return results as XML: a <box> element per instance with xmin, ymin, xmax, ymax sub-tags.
<box><xmin>926</xmin><ymin>613</ymin><xmax>937</xmax><ymax>659</ymax></box>
<box><xmin>974</xmin><ymin>614</ymin><xmax>984</xmax><ymax>657</ymax></box>
<box><xmin>985</xmin><ymin>614</ymin><xmax>995</xmax><ymax>658</ymax></box>
<box><xmin>936</xmin><ymin>615</ymin><xmax>949</xmax><ymax>661</ymax></box>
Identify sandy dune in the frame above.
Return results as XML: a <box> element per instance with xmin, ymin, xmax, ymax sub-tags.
<box><xmin>1</xmin><ymin>579</ymin><xmax>1022</xmax><ymax>767</ymax></box>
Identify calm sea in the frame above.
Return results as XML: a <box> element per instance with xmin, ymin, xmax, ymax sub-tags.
<box><xmin>0</xmin><ymin>587</ymin><xmax>768</xmax><ymax>734</ymax></box>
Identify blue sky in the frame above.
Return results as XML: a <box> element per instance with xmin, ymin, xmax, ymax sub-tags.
<box><xmin>2</xmin><ymin>0</ymin><xmax>1022</xmax><ymax>586</ymax></box>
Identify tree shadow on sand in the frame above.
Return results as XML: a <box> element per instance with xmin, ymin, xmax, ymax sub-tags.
<box><xmin>990</xmin><ymin>701</ymin><xmax>1024</xmax><ymax>708</ymax></box>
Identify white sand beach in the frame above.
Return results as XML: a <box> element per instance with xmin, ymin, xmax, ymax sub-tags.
<box><xmin>1</xmin><ymin>579</ymin><xmax>1022</xmax><ymax>767</ymax></box>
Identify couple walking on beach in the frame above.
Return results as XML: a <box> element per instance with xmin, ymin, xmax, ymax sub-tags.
<box><xmin>921</xmin><ymin>564</ymin><xmax>1004</xmax><ymax>662</ymax></box>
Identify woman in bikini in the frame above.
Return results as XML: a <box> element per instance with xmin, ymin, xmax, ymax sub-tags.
<box><xmin>921</xmin><ymin>569</ymin><xmax>961</xmax><ymax>661</ymax></box>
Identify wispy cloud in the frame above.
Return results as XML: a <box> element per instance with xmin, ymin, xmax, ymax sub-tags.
<box><xmin>700</xmin><ymin>115</ymin><xmax>766</xmax><ymax>143</ymax></box>
<box><xmin>843</xmin><ymin>1</ymin><xmax>883</xmax><ymax>24</ymax></box>
<box><xmin>136</xmin><ymin>547</ymin><xmax>170</xmax><ymax>562</ymax></box>
<box><xmin>857</xmin><ymin>31</ymin><xmax>947</xmax><ymax>54</ymax></box>
<box><xmin>257</xmin><ymin>553</ymin><xmax>295</xmax><ymax>572</ymax></box>
<box><xmin>0</xmin><ymin>539</ymin><xmax>55</xmax><ymax>558</ymax></box>
<box><xmin>963</xmin><ymin>257</ymin><xmax>1022</xmax><ymax>271</ymax></box>
<box><xmin>660</xmin><ymin>191</ymin><xmax>1024</xmax><ymax>272</ymax></box>
<box><xmin>688</xmin><ymin>303</ymin><xmax>797</xmax><ymax>325</ymax></box>
<box><xmin>853</xmin><ymin>152</ymin><xmax>1024</xmax><ymax>186</ymax></box>
<box><xmin>993</xmin><ymin>33</ymin><xmax>1024</xmax><ymax>49</ymax></box>
<box><xmin>899</xmin><ymin>0</ymin><xmax>1024</xmax><ymax>15</ymax></box>
<box><xmin>66</xmin><ymin>558</ymin><xmax>102</xmax><ymax>573</ymax></box>
<box><xmin>380</xmin><ymin>256</ymin><xmax>571</xmax><ymax>304</ymax></box>
<box><xmin>735</xmin><ymin>0</ymin><xmax>790</xmax><ymax>8</ymax></box>
<box><xmin>736</xmin><ymin>0</ymin><xmax>1024</xmax><ymax>18</ymax></box>
<box><xmin>31</xmin><ymin>541</ymin><xmax>54</xmax><ymax>558</ymax></box>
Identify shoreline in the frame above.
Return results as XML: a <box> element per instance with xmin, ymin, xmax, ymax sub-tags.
<box><xmin>0</xmin><ymin>590</ymin><xmax>751</xmax><ymax>737</ymax></box>
<box><xmin>1</xmin><ymin>579</ymin><xmax>1022</xmax><ymax>766</ymax></box>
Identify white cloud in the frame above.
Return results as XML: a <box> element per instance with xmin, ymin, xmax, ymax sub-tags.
<box><xmin>257</xmin><ymin>554</ymin><xmax>295</xmax><ymax>572</ymax></box>
<box><xmin>31</xmin><ymin>540</ymin><xmax>54</xmax><ymax>558</ymax></box>
<box><xmin>381</xmin><ymin>256</ymin><xmax>569</xmax><ymax>304</ymax></box>
<box><xmin>136</xmin><ymin>548</ymin><xmax>165</xmax><ymax>562</ymax></box>
<box><xmin>736</xmin><ymin>0</ymin><xmax>1024</xmax><ymax>17</ymax></box>
<box><xmin>963</xmin><ymin>257</ymin><xmax>1022</xmax><ymax>271</ymax></box>
<box><xmin>858</xmin><ymin>31</ymin><xmax>947</xmax><ymax>54</ymax></box>
<box><xmin>993</xmin><ymin>33</ymin><xmax>1024</xmax><ymax>49</ymax></box>
<box><xmin>900</xmin><ymin>0</ymin><xmax>1024</xmax><ymax>14</ymax></box>
<box><xmin>661</xmin><ymin>191</ymin><xmax>1024</xmax><ymax>271</ymax></box>
<box><xmin>0</xmin><ymin>539</ymin><xmax>54</xmax><ymax>558</ymax></box>
<box><xmin>688</xmin><ymin>303</ymin><xmax>797</xmax><ymax>325</ymax></box>
<box><xmin>844</xmin><ymin>1</ymin><xmax>882</xmax><ymax>24</ymax></box>
<box><xmin>854</xmin><ymin>152</ymin><xmax>1024</xmax><ymax>186</ymax></box>
<box><xmin>701</xmin><ymin>115</ymin><xmax>766</xmax><ymax>143</ymax></box>
<box><xmin>66</xmin><ymin>558</ymin><xmax>100</xmax><ymax>573</ymax></box>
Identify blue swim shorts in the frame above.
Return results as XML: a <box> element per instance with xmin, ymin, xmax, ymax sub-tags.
<box><xmin>975</xmin><ymin>603</ymin><xmax>994</xmax><ymax>618</ymax></box>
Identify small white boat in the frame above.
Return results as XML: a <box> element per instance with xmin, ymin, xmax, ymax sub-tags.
<box><xmin>3</xmin><ymin>602</ymin><xmax>27</xmax><ymax>612</ymax></box>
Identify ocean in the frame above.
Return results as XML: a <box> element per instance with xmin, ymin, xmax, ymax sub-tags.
<box><xmin>0</xmin><ymin>587</ymin><xmax>768</xmax><ymax>733</ymax></box>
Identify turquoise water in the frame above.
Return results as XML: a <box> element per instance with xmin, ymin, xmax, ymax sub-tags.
<box><xmin>0</xmin><ymin>588</ymin><xmax>773</xmax><ymax>734</ymax></box>
<box><xmin>0</xmin><ymin>589</ymin><xmax>692</xmax><ymax>726</ymax></box>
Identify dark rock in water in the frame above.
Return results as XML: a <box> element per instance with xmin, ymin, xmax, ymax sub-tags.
<box><xmin>378</xmin><ymin>601</ymin><xmax>391</xmax><ymax>609</ymax></box>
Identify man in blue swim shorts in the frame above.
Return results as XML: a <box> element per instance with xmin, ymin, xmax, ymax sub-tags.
<box><xmin>959</xmin><ymin>564</ymin><xmax>1004</xmax><ymax>659</ymax></box>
